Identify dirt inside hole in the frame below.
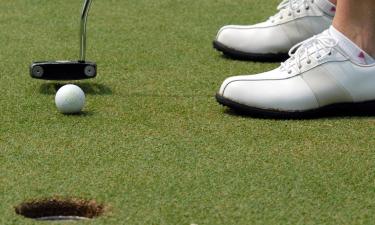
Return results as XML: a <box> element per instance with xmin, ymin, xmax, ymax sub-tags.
<box><xmin>15</xmin><ymin>197</ymin><xmax>106</xmax><ymax>220</ymax></box>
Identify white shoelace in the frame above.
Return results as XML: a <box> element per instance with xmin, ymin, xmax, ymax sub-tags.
<box><xmin>269</xmin><ymin>0</ymin><xmax>313</xmax><ymax>22</ymax></box>
<box><xmin>280</xmin><ymin>34</ymin><xmax>338</xmax><ymax>74</ymax></box>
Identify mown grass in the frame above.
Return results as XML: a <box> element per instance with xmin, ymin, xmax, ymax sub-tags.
<box><xmin>1</xmin><ymin>0</ymin><xmax>375</xmax><ymax>224</ymax></box>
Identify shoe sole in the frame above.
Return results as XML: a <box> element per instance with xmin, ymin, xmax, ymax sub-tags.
<box><xmin>213</xmin><ymin>40</ymin><xmax>289</xmax><ymax>62</ymax></box>
<box><xmin>215</xmin><ymin>93</ymin><xmax>375</xmax><ymax>119</ymax></box>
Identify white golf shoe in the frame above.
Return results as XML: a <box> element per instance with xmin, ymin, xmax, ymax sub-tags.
<box><xmin>213</xmin><ymin>0</ymin><xmax>335</xmax><ymax>61</ymax></box>
<box><xmin>216</xmin><ymin>29</ymin><xmax>375</xmax><ymax>118</ymax></box>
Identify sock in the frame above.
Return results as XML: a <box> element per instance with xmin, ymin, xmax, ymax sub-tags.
<box><xmin>329</xmin><ymin>26</ymin><xmax>375</xmax><ymax>65</ymax></box>
<box><xmin>315</xmin><ymin>0</ymin><xmax>336</xmax><ymax>17</ymax></box>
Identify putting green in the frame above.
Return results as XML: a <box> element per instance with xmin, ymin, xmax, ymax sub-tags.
<box><xmin>1</xmin><ymin>0</ymin><xmax>375</xmax><ymax>224</ymax></box>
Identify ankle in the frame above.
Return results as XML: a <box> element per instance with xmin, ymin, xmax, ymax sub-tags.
<box><xmin>333</xmin><ymin>25</ymin><xmax>375</xmax><ymax>58</ymax></box>
<box><xmin>330</xmin><ymin>26</ymin><xmax>375</xmax><ymax>64</ymax></box>
<box><xmin>329</xmin><ymin>0</ymin><xmax>337</xmax><ymax>5</ymax></box>
<box><xmin>332</xmin><ymin>0</ymin><xmax>375</xmax><ymax>58</ymax></box>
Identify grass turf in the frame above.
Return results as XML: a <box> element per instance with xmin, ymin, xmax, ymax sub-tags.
<box><xmin>1</xmin><ymin>0</ymin><xmax>375</xmax><ymax>224</ymax></box>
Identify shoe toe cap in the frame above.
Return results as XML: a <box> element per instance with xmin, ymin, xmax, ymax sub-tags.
<box><xmin>215</xmin><ymin>24</ymin><xmax>292</xmax><ymax>54</ymax></box>
<box><xmin>219</xmin><ymin>75</ymin><xmax>320</xmax><ymax>112</ymax></box>
<box><xmin>216</xmin><ymin>25</ymin><xmax>254</xmax><ymax>50</ymax></box>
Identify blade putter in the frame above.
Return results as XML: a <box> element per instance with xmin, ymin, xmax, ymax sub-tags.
<box><xmin>30</xmin><ymin>0</ymin><xmax>97</xmax><ymax>80</ymax></box>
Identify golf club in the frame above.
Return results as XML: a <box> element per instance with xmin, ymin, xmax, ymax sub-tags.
<box><xmin>30</xmin><ymin>0</ymin><xmax>97</xmax><ymax>80</ymax></box>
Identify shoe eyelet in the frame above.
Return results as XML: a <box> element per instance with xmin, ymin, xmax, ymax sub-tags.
<box><xmin>307</xmin><ymin>60</ymin><xmax>311</xmax><ymax>64</ymax></box>
<box><xmin>305</xmin><ymin>6</ymin><xmax>310</xmax><ymax>10</ymax></box>
<box><xmin>297</xmin><ymin>9</ymin><xmax>301</xmax><ymax>13</ymax></box>
<box><xmin>280</xmin><ymin>16</ymin><xmax>283</xmax><ymax>19</ymax></box>
<box><xmin>328</xmin><ymin>52</ymin><xmax>332</xmax><ymax>56</ymax></box>
<box><xmin>288</xmin><ymin>70</ymin><xmax>292</xmax><ymax>74</ymax></box>
<box><xmin>288</xmin><ymin>13</ymin><xmax>292</xmax><ymax>16</ymax></box>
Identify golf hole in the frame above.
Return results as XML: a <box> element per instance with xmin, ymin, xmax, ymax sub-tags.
<box><xmin>15</xmin><ymin>197</ymin><xmax>105</xmax><ymax>221</ymax></box>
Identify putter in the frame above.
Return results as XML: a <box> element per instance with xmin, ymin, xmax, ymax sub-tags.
<box><xmin>30</xmin><ymin>0</ymin><xmax>97</xmax><ymax>80</ymax></box>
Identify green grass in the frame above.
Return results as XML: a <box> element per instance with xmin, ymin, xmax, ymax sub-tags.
<box><xmin>1</xmin><ymin>0</ymin><xmax>375</xmax><ymax>224</ymax></box>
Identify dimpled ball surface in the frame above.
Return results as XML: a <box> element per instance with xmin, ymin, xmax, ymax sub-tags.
<box><xmin>55</xmin><ymin>84</ymin><xmax>85</xmax><ymax>114</ymax></box>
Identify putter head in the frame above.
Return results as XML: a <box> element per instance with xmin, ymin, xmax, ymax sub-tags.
<box><xmin>30</xmin><ymin>61</ymin><xmax>97</xmax><ymax>80</ymax></box>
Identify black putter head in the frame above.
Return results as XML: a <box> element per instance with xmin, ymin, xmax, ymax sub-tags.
<box><xmin>30</xmin><ymin>61</ymin><xmax>97</xmax><ymax>80</ymax></box>
<box><xmin>30</xmin><ymin>0</ymin><xmax>97</xmax><ymax>81</ymax></box>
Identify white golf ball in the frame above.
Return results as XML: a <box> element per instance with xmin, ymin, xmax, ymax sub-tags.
<box><xmin>55</xmin><ymin>84</ymin><xmax>85</xmax><ymax>114</ymax></box>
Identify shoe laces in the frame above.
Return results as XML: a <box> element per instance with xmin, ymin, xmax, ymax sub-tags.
<box><xmin>269</xmin><ymin>0</ymin><xmax>314</xmax><ymax>22</ymax></box>
<box><xmin>280</xmin><ymin>34</ymin><xmax>338</xmax><ymax>74</ymax></box>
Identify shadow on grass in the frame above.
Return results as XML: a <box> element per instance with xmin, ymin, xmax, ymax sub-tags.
<box><xmin>39</xmin><ymin>83</ymin><xmax>112</xmax><ymax>96</ymax></box>
<box><xmin>58</xmin><ymin>111</ymin><xmax>95</xmax><ymax>117</ymax></box>
<box><xmin>222</xmin><ymin>107</ymin><xmax>375</xmax><ymax>120</ymax></box>
<box><xmin>218</xmin><ymin>53</ymin><xmax>288</xmax><ymax>63</ymax></box>
<box><xmin>129</xmin><ymin>93</ymin><xmax>213</xmax><ymax>98</ymax></box>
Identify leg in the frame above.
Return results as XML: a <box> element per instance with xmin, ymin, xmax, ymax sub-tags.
<box><xmin>333</xmin><ymin>0</ymin><xmax>375</xmax><ymax>57</ymax></box>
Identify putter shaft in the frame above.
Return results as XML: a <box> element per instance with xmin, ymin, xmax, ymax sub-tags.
<box><xmin>80</xmin><ymin>0</ymin><xmax>92</xmax><ymax>62</ymax></box>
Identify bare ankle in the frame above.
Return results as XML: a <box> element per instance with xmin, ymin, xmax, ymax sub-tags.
<box><xmin>332</xmin><ymin>0</ymin><xmax>375</xmax><ymax>58</ymax></box>
<box><xmin>333</xmin><ymin>24</ymin><xmax>375</xmax><ymax>58</ymax></box>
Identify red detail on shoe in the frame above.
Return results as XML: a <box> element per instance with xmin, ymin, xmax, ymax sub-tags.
<box><xmin>330</xmin><ymin>6</ymin><xmax>336</xmax><ymax>12</ymax></box>
<box><xmin>359</xmin><ymin>52</ymin><xmax>365</xmax><ymax>59</ymax></box>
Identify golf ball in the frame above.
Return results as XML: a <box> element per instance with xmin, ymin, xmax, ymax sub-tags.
<box><xmin>55</xmin><ymin>84</ymin><xmax>85</xmax><ymax>114</ymax></box>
